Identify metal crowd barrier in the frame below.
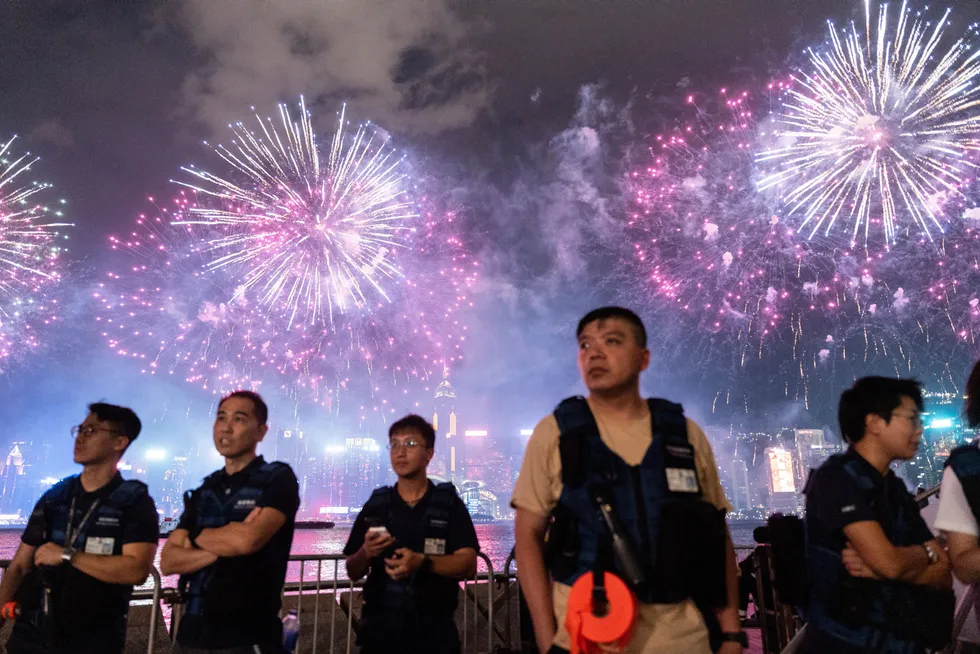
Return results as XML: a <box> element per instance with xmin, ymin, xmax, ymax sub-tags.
<box><xmin>0</xmin><ymin>559</ymin><xmax>168</xmax><ymax>654</ymax></box>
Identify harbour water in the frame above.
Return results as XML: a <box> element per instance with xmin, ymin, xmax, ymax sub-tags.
<box><xmin>0</xmin><ymin>520</ymin><xmax>764</xmax><ymax>587</ymax></box>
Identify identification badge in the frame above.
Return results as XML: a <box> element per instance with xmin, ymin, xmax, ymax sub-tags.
<box><xmin>666</xmin><ymin>468</ymin><xmax>700</xmax><ymax>493</ymax></box>
<box><xmin>84</xmin><ymin>537</ymin><xmax>115</xmax><ymax>555</ymax></box>
<box><xmin>423</xmin><ymin>538</ymin><xmax>446</xmax><ymax>555</ymax></box>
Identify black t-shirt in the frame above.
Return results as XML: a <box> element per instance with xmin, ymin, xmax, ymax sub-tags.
<box><xmin>13</xmin><ymin>474</ymin><xmax>159</xmax><ymax>653</ymax></box>
<box><xmin>343</xmin><ymin>480</ymin><xmax>479</xmax><ymax>624</ymax></box>
<box><xmin>175</xmin><ymin>456</ymin><xmax>300</xmax><ymax>649</ymax></box>
<box><xmin>802</xmin><ymin>449</ymin><xmax>933</xmax><ymax>654</ymax></box>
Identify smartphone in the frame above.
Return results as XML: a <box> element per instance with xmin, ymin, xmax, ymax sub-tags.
<box><xmin>367</xmin><ymin>526</ymin><xmax>390</xmax><ymax>538</ymax></box>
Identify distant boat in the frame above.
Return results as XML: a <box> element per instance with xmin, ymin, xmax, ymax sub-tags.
<box><xmin>296</xmin><ymin>520</ymin><xmax>335</xmax><ymax>529</ymax></box>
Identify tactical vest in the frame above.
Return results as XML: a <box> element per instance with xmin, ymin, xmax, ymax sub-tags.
<box><xmin>178</xmin><ymin>460</ymin><xmax>289</xmax><ymax>621</ymax></box>
<box><xmin>805</xmin><ymin>454</ymin><xmax>953</xmax><ymax>652</ymax></box>
<box><xmin>14</xmin><ymin>475</ymin><xmax>148</xmax><ymax>649</ymax></box>
<box><xmin>946</xmin><ymin>443</ymin><xmax>980</xmax><ymax>524</ymax></box>
<box><xmin>358</xmin><ymin>482</ymin><xmax>459</xmax><ymax>624</ymax></box>
<box><xmin>547</xmin><ymin>397</ymin><xmax>728</xmax><ymax>609</ymax></box>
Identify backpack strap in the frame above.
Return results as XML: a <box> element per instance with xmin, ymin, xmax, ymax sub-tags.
<box><xmin>554</xmin><ymin>396</ymin><xmax>602</xmax><ymax>487</ymax></box>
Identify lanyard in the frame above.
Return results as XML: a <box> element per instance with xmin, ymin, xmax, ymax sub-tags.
<box><xmin>63</xmin><ymin>494</ymin><xmax>102</xmax><ymax>550</ymax></box>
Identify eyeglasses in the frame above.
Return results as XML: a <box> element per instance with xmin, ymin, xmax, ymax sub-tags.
<box><xmin>387</xmin><ymin>440</ymin><xmax>422</xmax><ymax>451</ymax></box>
<box><xmin>70</xmin><ymin>425</ymin><xmax>123</xmax><ymax>440</ymax></box>
<box><xmin>891</xmin><ymin>412</ymin><xmax>923</xmax><ymax>429</ymax></box>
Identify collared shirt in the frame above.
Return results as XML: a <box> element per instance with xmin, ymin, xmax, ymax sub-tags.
<box><xmin>175</xmin><ymin>455</ymin><xmax>300</xmax><ymax>649</ymax></box>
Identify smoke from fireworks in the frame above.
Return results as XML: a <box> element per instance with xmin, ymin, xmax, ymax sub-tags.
<box><xmin>757</xmin><ymin>0</ymin><xmax>980</xmax><ymax>244</ymax></box>
<box><xmin>96</xmin><ymin>101</ymin><xmax>476</xmax><ymax>421</ymax></box>
<box><xmin>0</xmin><ymin>136</ymin><xmax>70</xmax><ymax>369</ymax></box>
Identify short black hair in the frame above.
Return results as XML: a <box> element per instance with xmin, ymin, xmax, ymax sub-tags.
<box><xmin>218</xmin><ymin>390</ymin><xmax>268</xmax><ymax>425</ymax></box>
<box><xmin>88</xmin><ymin>403</ymin><xmax>142</xmax><ymax>450</ymax></box>
<box><xmin>967</xmin><ymin>360</ymin><xmax>980</xmax><ymax>429</ymax></box>
<box><xmin>576</xmin><ymin>306</ymin><xmax>647</xmax><ymax>348</ymax></box>
<box><xmin>838</xmin><ymin>376</ymin><xmax>924</xmax><ymax>444</ymax></box>
<box><xmin>389</xmin><ymin>414</ymin><xmax>436</xmax><ymax>450</ymax></box>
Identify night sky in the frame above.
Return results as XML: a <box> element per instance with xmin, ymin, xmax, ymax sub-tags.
<box><xmin>3</xmin><ymin>0</ymin><xmax>979</xmax><ymax>476</ymax></box>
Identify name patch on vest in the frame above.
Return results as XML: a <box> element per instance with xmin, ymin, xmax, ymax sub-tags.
<box><xmin>84</xmin><ymin>537</ymin><xmax>115</xmax><ymax>555</ymax></box>
<box><xmin>665</xmin><ymin>444</ymin><xmax>695</xmax><ymax>460</ymax></box>
<box><xmin>96</xmin><ymin>515</ymin><xmax>120</xmax><ymax>527</ymax></box>
<box><xmin>424</xmin><ymin>538</ymin><xmax>447</xmax><ymax>555</ymax></box>
<box><xmin>666</xmin><ymin>468</ymin><xmax>699</xmax><ymax>493</ymax></box>
<box><xmin>234</xmin><ymin>498</ymin><xmax>257</xmax><ymax>510</ymax></box>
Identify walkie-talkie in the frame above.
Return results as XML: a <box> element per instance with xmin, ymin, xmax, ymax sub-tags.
<box><xmin>590</xmin><ymin>485</ymin><xmax>646</xmax><ymax>587</ymax></box>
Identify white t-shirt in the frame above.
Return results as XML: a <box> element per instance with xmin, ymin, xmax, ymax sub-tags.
<box><xmin>934</xmin><ymin>462</ymin><xmax>980</xmax><ymax>644</ymax></box>
<box><xmin>935</xmin><ymin>466</ymin><xmax>980</xmax><ymax>537</ymax></box>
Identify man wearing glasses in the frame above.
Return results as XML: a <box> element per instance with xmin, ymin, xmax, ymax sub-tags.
<box><xmin>0</xmin><ymin>403</ymin><xmax>158</xmax><ymax>654</ymax></box>
<box><xmin>344</xmin><ymin>414</ymin><xmax>479</xmax><ymax>654</ymax></box>
<box><xmin>801</xmin><ymin>377</ymin><xmax>952</xmax><ymax>653</ymax></box>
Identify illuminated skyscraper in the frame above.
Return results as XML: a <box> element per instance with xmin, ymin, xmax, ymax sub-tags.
<box><xmin>159</xmin><ymin>456</ymin><xmax>188</xmax><ymax>518</ymax></box>
<box><xmin>765</xmin><ymin>447</ymin><xmax>801</xmax><ymax>514</ymax></box>
<box><xmin>432</xmin><ymin>366</ymin><xmax>458</xmax><ymax>480</ymax></box>
<box><xmin>730</xmin><ymin>458</ymin><xmax>751</xmax><ymax>512</ymax></box>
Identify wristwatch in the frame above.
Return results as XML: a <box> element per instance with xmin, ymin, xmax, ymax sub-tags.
<box><xmin>419</xmin><ymin>554</ymin><xmax>433</xmax><ymax>575</ymax></box>
<box><xmin>720</xmin><ymin>631</ymin><xmax>748</xmax><ymax>647</ymax></box>
<box><xmin>61</xmin><ymin>548</ymin><xmax>76</xmax><ymax>565</ymax></box>
<box><xmin>923</xmin><ymin>543</ymin><xmax>939</xmax><ymax>565</ymax></box>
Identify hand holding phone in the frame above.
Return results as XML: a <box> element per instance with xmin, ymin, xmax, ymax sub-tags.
<box><xmin>363</xmin><ymin>525</ymin><xmax>394</xmax><ymax>559</ymax></box>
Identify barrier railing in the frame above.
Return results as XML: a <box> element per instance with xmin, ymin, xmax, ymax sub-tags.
<box><xmin>0</xmin><ymin>559</ymin><xmax>167</xmax><ymax>654</ymax></box>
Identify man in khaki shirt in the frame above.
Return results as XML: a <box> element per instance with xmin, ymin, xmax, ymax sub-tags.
<box><xmin>512</xmin><ymin>307</ymin><xmax>743</xmax><ymax>654</ymax></box>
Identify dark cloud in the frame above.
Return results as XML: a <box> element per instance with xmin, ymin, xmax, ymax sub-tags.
<box><xmin>165</xmin><ymin>0</ymin><xmax>491</xmax><ymax>136</ymax></box>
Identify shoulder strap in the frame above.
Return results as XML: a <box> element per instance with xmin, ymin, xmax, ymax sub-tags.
<box><xmin>363</xmin><ymin>486</ymin><xmax>393</xmax><ymax>517</ymax></box>
<box><xmin>431</xmin><ymin>482</ymin><xmax>457</xmax><ymax>511</ymax></box>
<box><xmin>841</xmin><ymin>458</ymin><xmax>877</xmax><ymax>491</ymax></box>
<box><xmin>648</xmin><ymin>397</ymin><xmax>701</xmax><ymax>496</ymax></box>
<box><xmin>647</xmin><ymin>398</ymin><xmax>687</xmax><ymax>446</ymax></box>
<box><xmin>45</xmin><ymin>476</ymin><xmax>77</xmax><ymax>505</ymax></box>
<box><xmin>104</xmin><ymin>479</ymin><xmax>148</xmax><ymax>509</ymax></box>
<box><xmin>554</xmin><ymin>396</ymin><xmax>600</xmax><ymax>487</ymax></box>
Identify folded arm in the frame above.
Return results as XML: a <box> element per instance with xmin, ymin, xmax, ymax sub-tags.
<box><xmin>160</xmin><ymin>529</ymin><xmax>218</xmax><ymax>576</ymax></box>
<box><xmin>844</xmin><ymin>521</ymin><xmax>950</xmax><ymax>587</ymax></box>
<box><xmin>194</xmin><ymin>507</ymin><xmax>287</xmax><ymax>557</ymax></box>
<box><xmin>70</xmin><ymin>542</ymin><xmax>157</xmax><ymax>585</ymax></box>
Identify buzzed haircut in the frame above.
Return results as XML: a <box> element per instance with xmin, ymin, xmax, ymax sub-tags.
<box><xmin>218</xmin><ymin>390</ymin><xmax>269</xmax><ymax>425</ymax></box>
<box><xmin>576</xmin><ymin>306</ymin><xmax>647</xmax><ymax>348</ymax></box>
<box><xmin>838</xmin><ymin>376</ymin><xmax>923</xmax><ymax>444</ymax></box>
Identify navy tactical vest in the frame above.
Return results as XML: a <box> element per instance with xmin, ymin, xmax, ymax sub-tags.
<box><xmin>805</xmin><ymin>454</ymin><xmax>952</xmax><ymax>652</ymax></box>
<box><xmin>14</xmin><ymin>475</ymin><xmax>148</xmax><ymax>651</ymax></box>
<box><xmin>547</xmin><ymin>397</ymin><xmax>728</xmax><ymax>608</ymax></box>
<box><xmin>358</xmin><ymin>482</ymin><xmax>459</xmax><ymax>623</ymax></box>
<box><xmin>178</xmin><ymin>460</ymin><xmax>290</xmax><ymax>621</ymax></box>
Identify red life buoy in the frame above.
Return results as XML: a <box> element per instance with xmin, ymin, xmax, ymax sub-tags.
<box><xmin>565</xmin><ymin>572</ymin><xmax>638</xmax><ymax>654</ymax></box>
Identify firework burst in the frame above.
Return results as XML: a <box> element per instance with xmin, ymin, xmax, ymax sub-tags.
<box><xmin>626</xmin><ymin>86</ymin><xmax>922</xmax><ymax>414</ymax></box>
<box><xmin>757</xmin><ymin>0</ymin><xmax>980</xmax><ymax>244</ymax></box>
<box><xmin>97</xmin><ymin>101</ymin><xmax>476</xmax><ymax>420</ymax></box>
<box><xmin>176</xmin><ymin>98</ymin><xmax>415</xmax><ymax>329</ymax></box>
<box><xmin>0</xmin><ymin>136</ymin><xmax>70</xmax><ymax>368</ymax></box>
